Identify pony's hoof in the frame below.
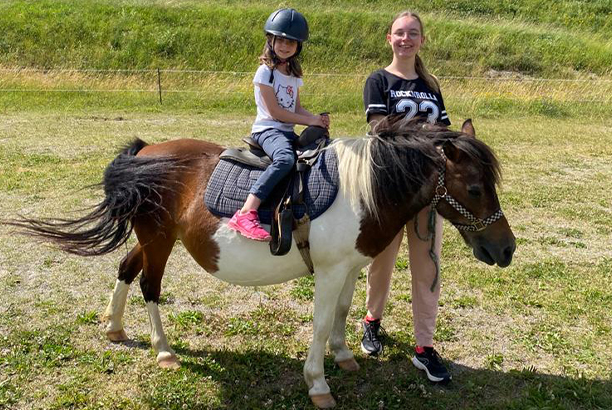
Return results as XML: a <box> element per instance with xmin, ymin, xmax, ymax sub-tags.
<box><xmin>106</xmin><ymin>329</ymin><xmax>128</xmax><ymax>342</ymax></box>
<box><xmin>157</xmin><ymin>353</ymin><xmax>180</xmax><ymax>370</ymax></box>
<box><xmin>310</xmin><ymin>393</ymin><xmax>336</xmax><ymax>409</ymax></box>
<box><xmin>336</xmin><ymin>358</ymin><xmax>360</xmax><ymax>372</ymax></box>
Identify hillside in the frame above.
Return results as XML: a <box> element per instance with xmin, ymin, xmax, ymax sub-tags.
<box><xmin>0</xmin><ymin>0</ymin><xmax>610</xmax><ymax>78</ymax></box>
<box><xmin>0</xmin><ymin>0</ymin><xmax>610</xmax><ymax>119</ymax></box>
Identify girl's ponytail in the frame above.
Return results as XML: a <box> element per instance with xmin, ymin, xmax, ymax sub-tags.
<box><xmin>415</xmin><ymin>54</ymin><xmax>440</xmax><ymax>93</ymax></box>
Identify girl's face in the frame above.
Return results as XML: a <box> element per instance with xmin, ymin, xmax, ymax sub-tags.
<box><xmin>387</xmin><ymin>16</ymin><xmax>425</xmax><ymax>59</ymax></box>
<box><xmin>273</xmin><ymin>37</ymin><xmax>298</xmax><ymax>61</ymax></box>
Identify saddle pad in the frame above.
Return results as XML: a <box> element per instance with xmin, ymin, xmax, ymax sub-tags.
<box><xmin>205</xmin><ymin>148</ymin><xmax>339</xmax><ymax>224</ymax></box>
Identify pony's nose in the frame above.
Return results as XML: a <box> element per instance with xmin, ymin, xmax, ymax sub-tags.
<box><xmin>499</xmin><ymin>244</ymin><xmax>515</xmax><ymax>267</ymax></box>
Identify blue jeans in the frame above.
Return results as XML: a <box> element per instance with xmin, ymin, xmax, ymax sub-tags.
<box><xmin>249</xmin><ymin>128</ymin><xmax>298</xmax><ymax>201</ymax></box>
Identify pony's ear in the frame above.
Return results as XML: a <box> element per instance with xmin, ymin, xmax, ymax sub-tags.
<box><xmin>461</xmin><ymin>119</ymin><xmax>476</xmax><ymax>137</ymax></box>
<box><xmin>442</xmin><ymin>141</ymin><xmax>462</xmax><ymax>163</ymax></box>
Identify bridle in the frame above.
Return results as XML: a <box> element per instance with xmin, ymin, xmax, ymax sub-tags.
<box><xmin>430</xmin><ymin>150</ymin><xmax>504</xmax><ymax>232</ymax></box>
<box><xmin>415</xmin><ymin>148</ymin><xmax>505</xmax><ymax>292</ymax></box>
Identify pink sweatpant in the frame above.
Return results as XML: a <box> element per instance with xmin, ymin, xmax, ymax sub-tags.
<box><xmin>365</xmin><ymin>206</ymin><xmax>443</xmax><ymax>347</ymax></box>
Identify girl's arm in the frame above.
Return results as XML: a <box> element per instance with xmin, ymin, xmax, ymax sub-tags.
<box><xmin>368</xmin><ymin>114</ymin><xmax>385</xmax><ymax>129</ymax></box>
<box><xmin>368</xmin><ymin>114</ymin><xmax>385</xmax><ymax>125</ymax></box>
<box><xmin>260</xmin><ymin>85</ymin><xmax>327</xmax><ymax>128</ymax></box>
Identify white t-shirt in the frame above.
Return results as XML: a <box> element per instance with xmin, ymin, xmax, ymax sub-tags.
<box><xmin>252</xmin><ymin>64</ymin><xmax>303</xmax><ymax>133</ymax></box>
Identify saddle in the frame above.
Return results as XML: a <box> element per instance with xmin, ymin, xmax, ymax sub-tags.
<box><xmin>219</xmin><ymin>125</ymin><xmax>330</xmax><ymax>170</ymax></box>
<box><xmin>218</xmin><ymin>126</ymin><xmax>330</xmax><ymax>273</ymax></box>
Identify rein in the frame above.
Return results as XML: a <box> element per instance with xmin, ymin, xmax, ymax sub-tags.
<box><xmin>415</xmin><ymin>149</ymin><xmax>504</xmax><ymax>292</ymax></box>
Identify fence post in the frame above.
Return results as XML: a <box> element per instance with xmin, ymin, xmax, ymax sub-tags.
<box><xmin>157</xmin><ymin>68</ymin><xmax>163</xmax><ymax>104</ymax></box>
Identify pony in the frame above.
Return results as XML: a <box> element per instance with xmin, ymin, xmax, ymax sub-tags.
<box><xmin>9</xmin><ymin>118</ymin><xmax>515</xmax><ymax>408</ymax></box>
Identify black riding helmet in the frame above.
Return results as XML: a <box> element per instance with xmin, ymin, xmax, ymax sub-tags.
<box><xmin>264</xmin><ymin>8</ymin><xmax>309</xmax><ymax>42</ymax></box>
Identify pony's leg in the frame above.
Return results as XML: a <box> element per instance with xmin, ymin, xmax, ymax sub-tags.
<box><xmin>102</xmin><ymin>244</ymin><xmax>143</xmax><ymax>342</ymax></box>
<box><xmin>139</xmin><ymin>238</ymin><xmax>178</xmax><ymax>369</ymax></box>
<box><xmin>304</xmin><ymin>266</ymin><xmax>349</xmax><ymax>409</ymax></box>
<box><xmin>146</xmin><ymin>301</ymin><xmax>179</xmax><ymax>369</ymax></box>
<box><xmin>328</xmin><ymin>267</ymin><xmax>360</xmax><ymax>372</ymax></box>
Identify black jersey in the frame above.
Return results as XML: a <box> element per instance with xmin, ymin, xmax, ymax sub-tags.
<box><xmin>363</xmin><ymin>69</ymin><xmax>450</xmax><ymax>126</ymax></box>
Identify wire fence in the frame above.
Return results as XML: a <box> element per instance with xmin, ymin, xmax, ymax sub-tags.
<box><xmin>1</xmin><ymin>68</ymin><xmax>611</xmax><ymax>104</ymax></box>
<box><xmin>2</xmin><ymin>67</ymin><xmax>612</xmax><ymax>81</ymax></box>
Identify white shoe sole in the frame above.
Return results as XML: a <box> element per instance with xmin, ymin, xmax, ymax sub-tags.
<box><xmin>228</xmin><ymin>221</ymin><xmax>271</xmax><ymax>242</ymax></box>
<box><xmin>360</xmin><ymin>342</ymin><xmax>381</xmax><ymax>357</ymax></box>
<box><xmin>411</xmin><ymin>356</ymin><xmax>450</xmax><ymax>383</ymax></box>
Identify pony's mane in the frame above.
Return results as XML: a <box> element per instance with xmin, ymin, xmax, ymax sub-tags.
<box><xmin>335</xmin><ymin>117</ymin><xmax>501</xmax><ymax>221</ymax></box>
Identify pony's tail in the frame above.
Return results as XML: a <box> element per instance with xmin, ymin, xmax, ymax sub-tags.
<box><xmin>6</xmin><ymin>138</ymin><xmax>183</xmax><ymax>256</ymax></box>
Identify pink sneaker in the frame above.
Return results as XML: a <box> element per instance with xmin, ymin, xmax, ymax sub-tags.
<box><xmin>228</xmin><ymin>210</ymin><xmax>272</xmax><ymax>241</ymax></box>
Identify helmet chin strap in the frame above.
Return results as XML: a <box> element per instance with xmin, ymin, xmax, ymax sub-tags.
<box><xmin>266</xmin><ymin>35</ymin><xmax>301</xmax><ymax>82</ymax></box>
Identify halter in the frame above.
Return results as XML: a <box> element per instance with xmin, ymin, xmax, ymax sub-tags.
<box><xmin>431</xmin><ymin>149</ymin><xmax>504</xmax><ymax>232</ymax></box>
<box><xmin>415</xmin><ymin>148</ymin><xmax>504</xmax><ymax>292</ymax></box>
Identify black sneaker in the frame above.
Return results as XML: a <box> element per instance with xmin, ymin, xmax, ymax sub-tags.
<box><xmin>412</xmin><ymin>347</ymin><xmax>452</xmax><ymax>383</ymax></box>
<box><xmin>360</xmin><ymin>319</ymin><xmax>386</xmax><ymax>356</ymax></box>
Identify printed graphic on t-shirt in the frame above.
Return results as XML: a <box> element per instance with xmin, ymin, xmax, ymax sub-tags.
<box><xmin>394</xmin><ymin>94</ymin><xmax>442</xmax><ymax>124</ymax></box>
<box><xmin>252</xmin><ymin>65</ymin><xmax>303</xmax><ymax>133</ymax></box>
<box><xmin>276</xmin><ymin>84</ymin><xmax>295</xmax><ymax>109</ymax></box>
<box><xmin>383</xmin><ymin>85</ymin><xmax>445</xmax><ymax>124</ymax></box>
<box><xmin>363</xmin><ymin>70</ymin><xmax>450</xmax><ymax>126</ymax></box>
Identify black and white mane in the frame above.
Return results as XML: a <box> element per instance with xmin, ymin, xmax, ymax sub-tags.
<box><xmin>334</xmin><ymin>117</ymin><xmax>501</xmax><ymax>220</ymax></box>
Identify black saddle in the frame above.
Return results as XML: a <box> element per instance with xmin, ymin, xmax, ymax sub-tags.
<box><xmin>219</xmin><ymin>125</ymin><xmax>330</xmax><ymax>170</ymax></box>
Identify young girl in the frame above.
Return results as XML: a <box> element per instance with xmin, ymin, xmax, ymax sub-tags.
<box><xmin>228</xmin><ymin>8</ymin><xmax>329</xmax><ymax>241</ymax></box>
<box><xmin>361</xmin><ymin>11</ymin><xmax>452</xmax><ymax>383</ymax></box>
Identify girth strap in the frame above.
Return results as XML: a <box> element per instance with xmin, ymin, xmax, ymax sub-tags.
<box><xmin>293</xmin><ymin>214</ymin><xmax>314</xmax><ymax>274</ymax></box>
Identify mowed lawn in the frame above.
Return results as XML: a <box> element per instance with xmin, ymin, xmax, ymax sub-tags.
<box><xmin>0</xmin><ymin>110</ymin><xmax>611</xmax><ymax>409</ymax></box>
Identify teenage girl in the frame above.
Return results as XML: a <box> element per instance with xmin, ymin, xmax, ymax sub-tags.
<box><xmin>361</xmin><ymin>11</ymin><xmax>452</xmax><ymax>383</ymax></box>
<box><xmin>228</xmin><ymin>8</ymin><xmax>329</xmax><ymax>241</ymax></box>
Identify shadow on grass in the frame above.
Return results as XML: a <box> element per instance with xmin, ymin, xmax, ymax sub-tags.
<box><xmin>115</xmin><ymin>338</ymin><xmax>150</xmax><ymax>350</ymax></box>
<box><xmin>169</xmin><ymin>344</ymin><xmax>612</xmax><ymax>410</ymax></box>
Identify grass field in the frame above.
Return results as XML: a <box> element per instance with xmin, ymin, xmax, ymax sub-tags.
<box><xmin>1</xmin><ymin>112</ymin><xmax>611</xmax><ymax>409</ymax></box>
<box><xmin>1</xmin><ymin>0</ymin><xmax>612</xmax><ymax>409</ymax></box>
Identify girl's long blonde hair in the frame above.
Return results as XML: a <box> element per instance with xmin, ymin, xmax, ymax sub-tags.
<box><xmin>389</xmin><ymin>11</ymin><xmax>440</xmax><ymax>93</ymax></box>
<box><xmin>259</xmin><ymin>34</ymin><xmax>303</xmax><ymax>78</ymax></box>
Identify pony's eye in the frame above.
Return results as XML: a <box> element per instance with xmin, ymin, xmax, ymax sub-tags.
<box><xmin>468</xmin><ymin>187</ymin><xmax>482</xmax><ymax>197</ymax></box>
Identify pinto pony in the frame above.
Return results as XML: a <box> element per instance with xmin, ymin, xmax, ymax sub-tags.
<box><xmin>10</xmin><ymin>119</ymin><xmax>515</xmax><ymax>408</ymax></box>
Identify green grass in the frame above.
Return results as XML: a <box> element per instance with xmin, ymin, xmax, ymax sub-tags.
<box><xmin>1</xmin><ymin>0</ymin><xmax>610</xmax><ymax>120</ymax></box>
<box><xmin>1</xmin><ymin>73</ymin><xmax>610</xmax><ymax>123</ymax></box>
<box><xmin>290</xmin><ymin>275</ymin><xmax>315</xmax><ymax>301</ymax></box>
<box><xmin>0</xmin><ymin>0</ymin><xmax>611</xmax><ymax>77</ymax></box>
<box><xmin>2</xmin><ymin>112</ymin><xmax>611</xmax><ymax>409</ymax></box>
<box><xmin>1</xmin><ymin>1</ymin><xmax>611</xmax><ymax>408</ymax></box>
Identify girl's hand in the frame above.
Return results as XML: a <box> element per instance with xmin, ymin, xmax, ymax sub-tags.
<box><xmin>320</xmin><ymin>113</ymin><xmax>330</xmax><ymax>128</ymax></box>
<box><xmin>310</xmin><ymin>114</ymin><xmax>329</xmax><ymax>129</ymax></box>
